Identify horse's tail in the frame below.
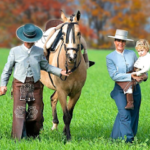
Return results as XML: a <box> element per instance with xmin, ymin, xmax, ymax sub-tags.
<box><xmin>81</xmin><ymin>36</ymin><xmax>89</xmax><ymax>69</ymax></box>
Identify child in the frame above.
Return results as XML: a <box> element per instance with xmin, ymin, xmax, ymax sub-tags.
<box><xmin>117</xmin><ymin>39</ymin><xmax>150</xmax><ymax>109</ymax></box>
<box><xmin>132</xmin><ymin>39</ymin><xmax>150</xmax><ymax>76</ymax></box>
<box><xmin>0</xmin><ymin>23</ymin><xmax>70</xmax><ymax>140</ymax></box>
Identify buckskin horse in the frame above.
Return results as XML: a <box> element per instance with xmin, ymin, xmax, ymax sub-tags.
<box><xmin>36</xmin><ymin>11</ymin><xmax>87</xmax><ymax>140</ymax></box>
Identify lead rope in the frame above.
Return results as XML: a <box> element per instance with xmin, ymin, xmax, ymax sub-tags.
<box><xmin>60</xmin><ymin>53</ymin><xmax>82</xmax><ymax>81</ymax></box>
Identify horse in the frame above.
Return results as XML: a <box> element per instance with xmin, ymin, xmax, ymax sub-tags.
<box><xmin>36</xmin><ymin>10</ymin><xmax>87</xmax><ymax>140</ymax></box>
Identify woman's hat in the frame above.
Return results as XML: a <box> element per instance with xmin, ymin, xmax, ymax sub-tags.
<box><xmin>108</xmin><ymin>29</ymin><xmax>134</xmax><ymax>41</ymax></box>
<box><xmin>16</xmin><ymin>23</ymin><xmax>43</xmax><ymax>43</ymax></box>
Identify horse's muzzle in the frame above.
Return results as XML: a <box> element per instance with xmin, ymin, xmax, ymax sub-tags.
<box><xmin>66</xmin><ymin>53</ymin><xmax>77</xmax><ymax>63</ymax></box>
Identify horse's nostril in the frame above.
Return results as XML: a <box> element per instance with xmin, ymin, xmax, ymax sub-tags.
<box><xmin>69</xmin><ymin>57</ymin><xmax>73</xmax><ymax>61</ymax></box>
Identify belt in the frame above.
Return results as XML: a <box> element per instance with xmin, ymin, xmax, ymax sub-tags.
<box><xmin>25</xmin><ymin>77</ymin><xmax>34</xmax><ymax>83</ymax></box>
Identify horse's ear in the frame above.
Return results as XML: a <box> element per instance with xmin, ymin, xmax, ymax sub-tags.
<box><xmin>61</xmin><ymin>10</ymin><xmax>67</xmax><ymax>22</ymax></box>
<box><xmin>76</xmin><ymin>11</ymin><xmax>81</xmax><ymax>21</ymax></box>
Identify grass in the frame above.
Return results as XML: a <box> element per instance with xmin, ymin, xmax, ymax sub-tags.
<box><xmin>0</xmin><ymin>48</ymin><xmax>150</xmax><ymax>149</ymax></box>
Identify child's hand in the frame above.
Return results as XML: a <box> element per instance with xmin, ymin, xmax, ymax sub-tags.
<box><xmin>61</xmin><ymin>70</ymin><xmax>71</xmax><ymax>76</ymax></box>
<box><xmin>0</xmin><ymin>86</ymin><xmax>7</xmax><ymax>96</ymax></box>
<box><xmin>131</xmin><ymin>72</ymin><xmax>137</xmax><ymax>75</ymax></box>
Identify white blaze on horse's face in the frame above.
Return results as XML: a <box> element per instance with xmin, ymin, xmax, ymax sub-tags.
<box><xmin>61</xmin><ymin>11</ymin><xmax>81</xmax><ymax>64</ymax></box>
<box><xmin>67</xmin><ymin>50</ymin><xmax>76</xmax><ymax>63</ymax></box>
<box><xmin>62</xmin><ymin>23</ymin><xmax>81</xmax><ymax>63</ymax></box>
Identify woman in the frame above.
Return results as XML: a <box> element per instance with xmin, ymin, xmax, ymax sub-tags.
<box><xmin>106</xmin><ymin>29</ymin><xmax>147</xmax><ymax>142</ymax></box>
<box><xmin>0</xmin><ymin>23</ymin><xmax>69</xmax><ymax>140</ymax></box>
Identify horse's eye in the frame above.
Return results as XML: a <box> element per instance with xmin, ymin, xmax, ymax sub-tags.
<box><xmin>78</xmin><ymin>33</ymin><xmax>81</xmax><ymax>39</ymax></box>
<box><xmin>77</xmin><ymin>32</ymin><xmax>81</xmax><ymax>36</ymax></box>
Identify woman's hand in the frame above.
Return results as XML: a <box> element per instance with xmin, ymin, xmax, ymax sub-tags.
<box><xmin>131</xmin><ymin>74</ymin><xmax>142</xmax><ymax>82</ymax></box>
<box><xmin>61</xmin><ymin>70</ymin><xmax>71</xmax><ymax>76</ymax></box>
<box><xmin>0</xmin><ymin>86</ymin><xmax>7</xmax><ymax>96</ymax></box>
<box><xmin>131</xmin><ymin>73</ymin><xmax>147</xmax><ymax>82</ymax></box>
<box><xmin>139</xmin><ymin>73</ymin><xmax>148</xmax><ymax>81</ymax></box>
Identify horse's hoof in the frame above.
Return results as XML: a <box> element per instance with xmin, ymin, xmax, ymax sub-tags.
<box><xmin>67</xmin><ymin>137</ymin><xmax>71</xmax><ymax>141</ymax></box>
<box><xmin>51</xmin><ymin>123</ymin><xmax>58</xmax><ymax>130</ymax></box>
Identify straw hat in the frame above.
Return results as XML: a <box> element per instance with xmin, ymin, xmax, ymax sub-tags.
<box><xmin>16</xmin><ymin>23</ymin><xmax>43</xmax><ymax>43</ymax></box>
<box><xmin>108</xmin><ymin>29</ymin><xmax>134</xmax><ymax>41</ymax></box>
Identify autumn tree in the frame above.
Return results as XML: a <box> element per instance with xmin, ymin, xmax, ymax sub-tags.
<box><xmin>72</xmin><ymin>0</ymin><xmax>149</xmax><ymax>48</ymax></box>
<box><xmin>1</xmin><ymin>0</ymin><xmax>149</xmax><ymax>48</ymax></box>
<box><xmin>109</xmin><ymin>0</ymin><xmax>149</xmax><ymax>46</ymax></box>
<box><xmin>0</xmin><ymin>0</ymin><xmax>73</xmax><ymax>47</ymax></box>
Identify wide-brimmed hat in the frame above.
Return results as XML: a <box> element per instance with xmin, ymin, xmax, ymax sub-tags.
<box><xmin>16</xmin><ymin>23</ymin><xmax>43</xmax><ymax>43</ymax></box>
<box><xmin>108</xmin><ymin>29</ymin><xmax>134</xmax><ymax>41</ymax></box>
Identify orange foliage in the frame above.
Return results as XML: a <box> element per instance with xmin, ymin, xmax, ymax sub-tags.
<box><xmin>1</xmin><ymin>0</ymin><xmax>150</xmax><ymax>49</ymax></box>
<box><xmin>109</xmin><ymin>0</ymin><xmax>149</xmax><ymax>40</ymax></box>
<box><xmin>77</xmin><ymin>0</ymin><xmax>150</xmax><ymax>49</ymax></box>
<box><xmin>79</xmin><ymin>23</ymin><xmax>97</xmax><ymax>39</ymax></box>
<box><xmin>0</xmin><ymin>0</ymin><xmax>72</xmax><ymax>47</ymax></box>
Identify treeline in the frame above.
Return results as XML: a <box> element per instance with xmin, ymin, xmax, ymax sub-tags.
<box><xmin>0</xmin><ymin>0</ymin><xmax>150</xmax><ymax>48</ymax></box>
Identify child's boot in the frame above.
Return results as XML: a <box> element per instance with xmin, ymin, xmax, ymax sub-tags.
<box><xmin>125</xmin><ymin>94</ymin><xmax>134</xmax><ymax>109</ymax></box>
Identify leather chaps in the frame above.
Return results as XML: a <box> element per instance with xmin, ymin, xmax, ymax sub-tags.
<box><xmin>12</xmin><ymin>77</ymin><xmax>44</xmax><ymax>140</ymax></box>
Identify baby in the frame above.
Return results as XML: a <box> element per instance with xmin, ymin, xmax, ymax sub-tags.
<box><xmin>117</xmin><ymin>39</ymin><xmax>150</xmax><ymax>109</ymax></box>
<box><xmin>132</xmin><ymin>39</ymin><xmax>150</xmax><ymax>76</ymax></box>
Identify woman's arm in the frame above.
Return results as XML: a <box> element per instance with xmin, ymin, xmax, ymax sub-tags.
<box><xmin>131</xmin><ymin>74</ymin><xmax>144</xmax><ymax>82</ymax></box>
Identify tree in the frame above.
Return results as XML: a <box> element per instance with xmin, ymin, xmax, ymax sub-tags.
<box><xmin>73</xmin><ymin>0</ymin><xmax>149</xmax><ymax>48</ymax></box>
<box><xmin>0</xmin><ymin>0</ymin><xmax>72</xmax><ymax>47</ymax></box>
<box><xmin>79</xmin><ymin>0</ymin><xmax>113</xmax><ymax>48</ymax></box>
<box><xmin>109</xmin><ymin>0</ymin><xmax>149</xmax><ymax>42</ymax></box>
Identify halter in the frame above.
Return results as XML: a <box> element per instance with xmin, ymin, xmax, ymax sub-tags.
<box><xmin>59</xmin><ymin>22</ymin><xmax>81</xmax><ymax>80</ymax></box>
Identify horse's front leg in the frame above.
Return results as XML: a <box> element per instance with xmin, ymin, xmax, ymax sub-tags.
<box><xmin>50</xmin><ymin>91</ymin><xmax>59</xmax><ymax>130</ymax></box>
<box><xmin>63</xmin><ymin>91</ymin><xmax>81</xmax><ymax>138</ymax></box>
<box><xmin>57</xmin><ymin>91</ymin><xmax>71</xmax><ymax>140</ymax></box>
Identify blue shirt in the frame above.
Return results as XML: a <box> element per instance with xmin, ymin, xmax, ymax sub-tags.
<box><xmin>106</xmin><ymin>49</ymin><xmax>137</xmax><ymax>82</ymax></box>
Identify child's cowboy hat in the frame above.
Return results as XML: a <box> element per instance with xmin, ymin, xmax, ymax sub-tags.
<box><xmin>108</xmin><ymin>29</ymin><xmax>134</xmax><ymax>41</ymax></box>
<box><xmin>16</xmin><ymin>23</ymin><xmax>43</xmax><ymax>43</ymax></box>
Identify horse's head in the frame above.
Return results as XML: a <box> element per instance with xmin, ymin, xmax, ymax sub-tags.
<box><xmin>60</xmin><ymin>11</ymin><xmax>81</xmax><ymax>64</ymax></box>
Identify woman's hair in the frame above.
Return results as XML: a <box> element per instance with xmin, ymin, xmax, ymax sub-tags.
<box><xmin>135</xmin><ymin>39</ymin><xmax>150</xmax><ymax>52</ymax></box>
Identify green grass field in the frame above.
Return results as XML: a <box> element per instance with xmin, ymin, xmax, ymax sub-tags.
<box><xmin>0</xmin><ymin>48</ymin><xmax>150</xmax><ymax>150</ymax></box>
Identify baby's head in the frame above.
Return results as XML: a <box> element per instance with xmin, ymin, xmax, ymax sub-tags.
<box><xmin>135</xmin><ymin>39</ymin><xmax>150</xmax><ymax>56</ymax></box>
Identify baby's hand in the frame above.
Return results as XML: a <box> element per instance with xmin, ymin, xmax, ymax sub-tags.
<box><xmin>131</xmin><ymin>72</ymin><xmax>137</xmax><ymax>75</ymax></box>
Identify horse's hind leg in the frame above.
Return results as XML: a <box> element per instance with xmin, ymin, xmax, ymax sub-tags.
<box><xmin>63</xmin><ymin>91</ymin><xmax>81</xmax><ymax>140</ymax></box>
<box><xmin>50</xmin><ymin>91</ymin><xmax>59</xmax><ymax>130</ymax></box>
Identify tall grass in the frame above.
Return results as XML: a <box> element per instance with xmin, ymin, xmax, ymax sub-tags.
<box><xmin>0</xmin><ymin>48</ymin><xmax>150</xmax><ymax>150</ymax></box>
